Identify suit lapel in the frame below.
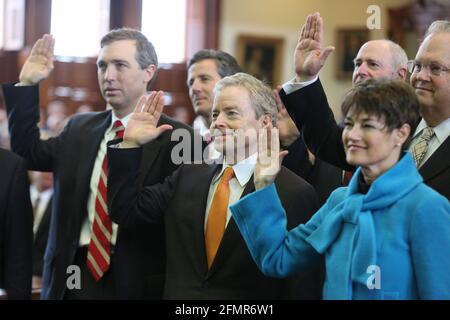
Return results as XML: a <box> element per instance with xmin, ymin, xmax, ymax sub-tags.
<box><xmin>206</xmin><ymin>174</ymin><xmax>256</xmax><ymax>278</ymax></box>
<box><xmin>36</xmin><ymin>198</ymin><xmax>52</xmax><ymax>238</ymax></box>
<box><xmin>178</xmin><ymin>164</ymin><xmax>221</xmax><ymax>276</ymax></box>
<box><xmin>419</xmin><ymin>136</ymin><xmax>450</xmax><ymax>182</ymax></box>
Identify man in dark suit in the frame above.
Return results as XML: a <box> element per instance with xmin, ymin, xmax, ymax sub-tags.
<box><xmin>280</xmin><ymin>14</ymin><xmax>449</xmax><ymax>200</ymax></box>
<box><xmin>0</xmin><ymin>148</ymin><xmax>33</xmax><ymax>299</ymax></box>
<box><xmin>3</xmin><ymin>29</ymin><xmax>199</xmax><ymax>299</ymax></box>
<box><xmin>108</xmin><ymin>73</ymin><xmax>322</xmax><ymax>299</ymax></box>
<box><xmin>29</xmin><ymin>171</ymin><xmax>53</xmax><ymax>290</ymax></box>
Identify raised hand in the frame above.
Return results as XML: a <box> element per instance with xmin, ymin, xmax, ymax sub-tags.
<box><xmin>254</xmin><ymin>126</ymin><xmax>288</xmax><ymax>190</ymax></box>
<box><xmin>273</xmin><ymin>87</ymin><xmax>300</xmax><ymax>149</ymax></box>
<box><xmin>294</xmin><ymin>13</ymin><xmax>334</xmax><ymax>82</ymax></box>
<box><xmin>122</xmin><ymin>91</ymin><xmax>173</xmax><ymax>147</ymax></box>
<box><xmin>18</xmin><ymin>34</ymin><xmax>55</xmax><ymax>86</ymax></box>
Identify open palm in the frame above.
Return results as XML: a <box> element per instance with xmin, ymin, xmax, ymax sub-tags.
<box><xmin>124</xmin><ymin>91</ymin><xmax>173</xmax><ymax>146</ymax></box>
<box><xmin>294</xmin><ymin>13</ymin><xmax>334</xmax><ymax>80</ymax></box>
<box><xmin>254</xmin><ymin>127</ymin><xmax>288</xmax><ymax>190</ymax></box>
<box><xmin>19</xmin><ymin>34</ymin><xmax>55</xmax><ymax>85</ymax></box>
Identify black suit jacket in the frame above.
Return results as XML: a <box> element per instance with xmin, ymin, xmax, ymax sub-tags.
<box><xmin>32</xmin><ymin>197</ymin><xmax>52</xmax><ymax>277</ymax></box>
<box><xmin>280</xmin><ymin>78</ymin><xmax>450</xmax><ymax>200</ymax></box>
<box><xmin>0</xmin><ymin>148</ymin><xmax>33</xmax><ymax>299</ymax></box>
<box><xmin>108</xmin><ymin>147</ymin><xmax>322</xmax><ymax>299</ymax></box>
<box><xmin>3</xmin><ymin>84</ymin><xmax>201</xmax><ymax>299</ymax></box>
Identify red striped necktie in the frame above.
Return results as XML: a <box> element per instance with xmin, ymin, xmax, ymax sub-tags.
<box><xmin>87</xmin><ymin>120</ymin><xmax>125</xmax><ymax>281</ymax></box>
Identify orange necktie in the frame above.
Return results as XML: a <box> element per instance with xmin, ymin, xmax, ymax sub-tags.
<box><xmin>205</xmin><ymin>167</ymin><xmax>235</xmax><ymax>268</ymax></box>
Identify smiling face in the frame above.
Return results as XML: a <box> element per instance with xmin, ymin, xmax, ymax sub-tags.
<box><xmin>187</xmin><ymin>59</ymin><xmax>222</xmax><ymax>120</ymax></box>
<box><xmin>410</xmin><ymin>33</ymin><xmax>450</xmax><ymax>126</ymax></box>
<box><xmin>210</xmin><ymin>85</ymin><xmax>268</xmax><ymax>162</ymax></box>
<box><xmin>342</xmin><ymin>110</ymin><xmax>408</xmax><ymax>181</ymax></box>
<box><xmin>97</xmin><ymin>39</ymin><xmax>155</xmax><ymax>116</ymax></box>
<box><xmin>352</xmin><ymin>40</ymin><xmax>399</xmax><ymax>85</ymax></box>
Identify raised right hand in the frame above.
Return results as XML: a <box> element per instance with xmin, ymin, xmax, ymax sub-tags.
<box><xmin>18</xmin><ymin>34</ymin><xmax>55</xmax><ymax>86</ymax></box>
<box><xmin>122</xmin><ymin>91</ymin><xmax>173</xmax><ymax>147</ymax></box>
<box><xmin>294</xmin><ymin>13</ymin><xmax>334</xmax><ymax>82</ymax></box>
<box><xmin>254</xmin><ymin>127</ymin><xmax>288</xmax><ymax>190</ymax></box>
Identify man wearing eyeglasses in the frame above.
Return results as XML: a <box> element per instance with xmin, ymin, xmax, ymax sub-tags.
<box><xmin>280</xmin><ymin>13</ymin><xmax>449</xmax><ymax>200</ymax></box>
<box><xmin>405</xmin><ymin>21</ymin><xmax>450</xmax><ymax>199</ymax></box>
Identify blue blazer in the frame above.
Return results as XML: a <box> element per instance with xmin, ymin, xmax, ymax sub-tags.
<box><xmin>231</xmin><ymin>153</ymin><xmax>450</xmax><ymax>299</ymax></box>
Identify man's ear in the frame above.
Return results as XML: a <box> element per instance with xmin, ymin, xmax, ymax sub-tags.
<box><xmin>398</xmin><ymin>67</ymin><xmax>407</xmax><ymax>80</ymax></box>
<box><xmin>144</xmin><ymin>64</ymin><xmax>157</xmax><ymax>84</ymax></box>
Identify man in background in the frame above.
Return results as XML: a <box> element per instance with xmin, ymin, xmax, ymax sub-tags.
<box><xmin>0</xmin><ymin>148</ymin><xmax>33</xmax><ymax>299</ymax></box>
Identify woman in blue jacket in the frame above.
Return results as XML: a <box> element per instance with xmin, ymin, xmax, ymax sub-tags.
<box><xmin>230</xmin><ymin>79</ymin><xmax>450</xmax><ymax>299</ymax></box>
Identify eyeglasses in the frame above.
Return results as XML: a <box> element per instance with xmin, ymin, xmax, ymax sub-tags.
<box><xmin>407</xmin><ymin>60</ymin><xmax>450</xmax><ymax>76</ymax></box>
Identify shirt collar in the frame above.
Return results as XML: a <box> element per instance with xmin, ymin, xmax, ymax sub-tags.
<box><xmin>413</xmin><ymin>118</ymin><xmax>450</xmax><ymax>144</ymax></box>
<box><xmin>214</xmin><ymin>153</ymin><xmax>257</xmax><ymax>187</ymax></box>
<box><xmin>110</xmin><ymin>112</ymin><xmax>132</xmax><ymax>131</ymax></box>
<box><xmin>30</xmin><ymin>186</ymin><xmax>53</xmax><ymax>201</ymax></box>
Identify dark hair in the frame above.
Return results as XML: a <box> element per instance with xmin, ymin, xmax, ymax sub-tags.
<box><xmin>341</xmin><ymin>79</ymin><xmax>421</xmax><ymax>150</ymax></box>
<box><xmin>187</xmin><ymin>49</ymin><xmax>242</xmax><ymax>78</ymax></box>
<box><xmin>100</xmin><ymin>28</ymin><xmax>158</xmax><ymax>90</ymax></box>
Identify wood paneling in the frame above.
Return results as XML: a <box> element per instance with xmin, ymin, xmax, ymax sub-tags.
<box><xmin>24</xmin><ymin>0</ymin><xmax>51</xmax><ymax>47</ymax></box>
<box><xmin>153</xmin><ymin>63</ymin><xmax>194</xmax><ymax>123</ymax></box>
<box><xmin>0</xmin><ymin>51</ymin><xmax>19</xmax><ymax>84</ymax></box>
<box><xmin>389</xmin><ymin>0</ymin><xmax>450</xmax><ymax>51</ymax></box>
<box><xmin>39</xmin><ymin>57</ymin><xmax>105</xmax><ymax>113</ymax></box>
<box><xmin>186</xmin><ymin>0</ymin><xmax>221</xmax><ymax>58</ymax></box>
<box><xmin>110</xmin><ymin>0</ymin><xmax>142</xmax><ymax>30</ymax></box>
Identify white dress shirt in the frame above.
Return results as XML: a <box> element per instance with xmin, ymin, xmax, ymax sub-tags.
<box><xmin>204</xmin><ymin>153</ymin><xmax>257</xmax><ymax>229</ymax></box>
<box><xmin>282</xmin><ymin>75</ymin><xmax>319</xmax><ymax>95</ymax></box>
<box><xmin>79</xmin><ymin>112</ymin><xmax>132</xmax><ymax>246</ymax></box>
<box><xmin>30</xmin><ymin>186</ymin><xmax>53</xmax><ymax>236</ymax></box>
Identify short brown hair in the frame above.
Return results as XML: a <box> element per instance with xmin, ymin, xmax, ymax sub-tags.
<box><xmin>341</xmin><ymin>79</ymin><xmax>420</xmax><ymax>149</ymax></box>
<box><xmin>188</xmin><ymin>49</ymin><xmax>241</xmax><ymax>78</ymax></box>
<box><xmin>101</xmin><ymin>28</ymin><xmax>158</xmax><ymax>90</ymax></box>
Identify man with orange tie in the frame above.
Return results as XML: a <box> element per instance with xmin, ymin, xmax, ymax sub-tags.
<box><xmin>107</xmin><ymin>73</ymin><xmax>322</xmax><ymax>299</ymax></box>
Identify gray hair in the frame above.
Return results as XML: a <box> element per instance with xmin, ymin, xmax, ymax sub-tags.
<box><xmin>214</xmin><ymin>73</ymin><xmax>277</xmax><ymax>126</ymax></box>
<box><xmin>386</xmin><ymin>40</ymin><xmax>408</xmax><ymax>71</ymax></box>
<box><xmin>100</xmin><ymin>28</ymin><xmax>158</xmax><ymax>90</ymax></box>
<box><xmin>188</xmin><ymin>49</ymin><xmax>242</xmax><ymax>78</ymax></box>
<box><xmin>424</xmin><ymin>20</ymin><xmax>450</xmax><ymax>37</ymax></box>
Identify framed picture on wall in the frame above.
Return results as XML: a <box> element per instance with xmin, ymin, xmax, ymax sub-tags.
<box><xmin>336</xmin><ymin>28</ymin><xmax>370</xmax><ymax>79</ymax></box>
<box><xmin>236</xmin><ymin>35</ymin><xmax>284</xmax><ymax>87</ymax></box>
